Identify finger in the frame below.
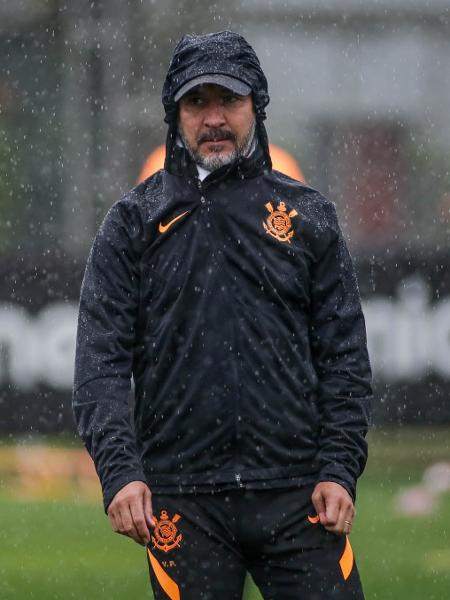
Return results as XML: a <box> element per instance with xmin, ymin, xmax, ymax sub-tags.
<box><xmin>334</xmin><ymin>500</ymin><xmax>348</xmax><ymax>535</ymax></box>
<box><xmin>332</xmin><ymin>499</ymin><xmax>354</xmax><ymax>535</ymax></box>
<box><xmin>143</xmin><ymin>486</ymin><xmax>155</xmax><ymax>529</ymax></box>
<box><xmin>323</xmin><ymin>494</ymin><xmax>340</xmax><ymax>528</ymax></box>
<box><xmin>311</xmin><ymin>489</ymin><xmax>327</xmax><ymax>522</ymax></box>
<box><xmin>108</xmin><ymin>508</ymin><xmax>121</xmax><ymax>534</ymax></box>
<box><xmin>130</xmin><ymin>501</ymin><xmax>151</xmax><ymax>545</ymax></box>
<box><xmin>114</xmin><ymin>510</ymin><xmax>126</xmax><ymax>536</ymax></box>
<box><xmin>342</xmin><ymin>504</ymin><xmax>355</xmax><ymax>535</ymax></box>
<box><xmin>119</xmin><ymin>506</ymin><xmax>142</xmax><ymax>544</ymax></box>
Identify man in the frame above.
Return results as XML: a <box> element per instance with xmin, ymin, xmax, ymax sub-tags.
<box><xmin>73</xmin><ymin>31</ymin><xmax>372</xmax><ymax>599</ymax></box>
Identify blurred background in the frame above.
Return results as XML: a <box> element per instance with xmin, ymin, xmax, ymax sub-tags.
<box><xmin>0</xmin><ymin>1</ymin><xmax>449</xmax><ymax>598</ymax></box>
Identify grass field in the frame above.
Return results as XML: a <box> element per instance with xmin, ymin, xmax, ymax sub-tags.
<box><xmin>1</xmin><ymin>428</ymin><xmax>449</xmax><ymax>599</ymax></box>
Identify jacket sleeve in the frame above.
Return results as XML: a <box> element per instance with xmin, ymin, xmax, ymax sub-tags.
<box><xmin>72</xmin><ymin>199</ymin><xmax>147</xmax><ymax>513</ymax></box>
<box><xmin>309</xmin><ymin>201</ymin><xmax>372</xmax><ymax>500</ymax></box>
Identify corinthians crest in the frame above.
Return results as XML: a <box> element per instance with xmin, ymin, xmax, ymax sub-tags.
<box><xmin>263</xmin><ymin>201</ymin><xmax>298</xmax><ymax>243</ymax></box>
<box><xmin>151</xmin><ymin>510</ymin><xmax>183</xmax><ymax>553</ymax></box>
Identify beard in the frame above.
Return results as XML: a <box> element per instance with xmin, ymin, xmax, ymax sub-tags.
<box><xmin>179</xmin><ymin>119</ymin><xmax>256</xmax><ymax>171</ymax></box>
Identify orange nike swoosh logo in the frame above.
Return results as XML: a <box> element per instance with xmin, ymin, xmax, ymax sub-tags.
<box><xmin>308</xmin><ymin>515</ymin><xmax>320</xmax><ymax>524</ymax></box>
<box><xmin>158</xmin><ymin>210</ymin><xmax>189</xmax><ymax>233</ymax></box>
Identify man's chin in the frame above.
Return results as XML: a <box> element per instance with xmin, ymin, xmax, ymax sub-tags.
<box><xmin>197</xmin><ymin>151</ymin><xmax>235</xmax><ymax>171</ymax></box>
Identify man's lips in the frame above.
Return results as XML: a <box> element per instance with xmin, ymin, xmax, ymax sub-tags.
<box><xmin>199</xmin><ymin>139</ymin><xmax>233</xmax><ymax>152</ymax></box>
<box><xmin>201</xmin><ymin>138</ymin><xmax>232</xmax><ymax>144</ymax></box>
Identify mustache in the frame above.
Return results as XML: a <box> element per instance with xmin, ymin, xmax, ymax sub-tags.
<box><xmin>197</xmin><ymin>129</ymin><xmax>236</xmax><ymax>144</ymax></box>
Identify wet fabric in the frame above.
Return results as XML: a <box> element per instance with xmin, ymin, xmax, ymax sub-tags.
<box><xmin>147</xmin><ymin>486</ymin><xmax>365</xmax><ymax>600</ymax></box>
<box><xmin>72</xmin><ymin>143</ymin><xmax>372</xmax><ymax>511</ymax></box>
<box><xmin>72</xmin><ymin>30</ymin><xmax>372</xmax><ymax>513</ymax></box>
<box><xmin>162</xmin><ymin>31</ymin><xmax>270</xmax><ymax>123</ymax></box>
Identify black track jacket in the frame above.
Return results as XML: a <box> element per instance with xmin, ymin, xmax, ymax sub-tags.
<box><xmin>73</xmin><ymin>142</ymin><xmax>372</xmax><ymax>512</ymax></box>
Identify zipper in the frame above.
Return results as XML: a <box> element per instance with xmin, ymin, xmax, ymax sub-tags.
<box><xmin>198</xmin><ymin>172</ymin><xmax>244</xmax><ymax>488</ymax></box>
<box><xmin>195</xmin><ymin>177</ymin><xmax>206</xmax><ymax>205</ymax></box>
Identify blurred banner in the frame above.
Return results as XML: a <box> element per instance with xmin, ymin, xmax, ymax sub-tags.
<box><xmin>0</xmin><ymin>251</ymin><xmax>449</xmax><ymax>434</ymax></box>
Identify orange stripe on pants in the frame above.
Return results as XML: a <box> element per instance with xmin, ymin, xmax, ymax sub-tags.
<box><xmin>147</xmin><ymin>549</ymin><xmax>181</xmax><ymax>600</ymax></box>
<box><xmin>339</xmin><ymin>535</ymin><xmax>354</xmax><ymax>581</ymax></box>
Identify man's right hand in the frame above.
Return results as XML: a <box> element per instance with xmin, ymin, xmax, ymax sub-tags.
<box><xmin>107</xmin><ymin>481</ymin><xmax>155</xmax><ymax>546</ymax></box>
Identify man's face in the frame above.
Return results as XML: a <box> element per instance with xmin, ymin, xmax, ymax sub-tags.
<box><xmin>178</xmin><ymin>84</ymin><xmax>255</xmax><ymax>171</ymax></box>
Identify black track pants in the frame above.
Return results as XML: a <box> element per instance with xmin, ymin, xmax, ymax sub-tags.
<box><xmin>146</xmin><ymin>486</ymin><xmax>365</xmax><ymax>600</ymax></box>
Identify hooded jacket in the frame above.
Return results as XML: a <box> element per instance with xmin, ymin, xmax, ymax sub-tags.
<box><xmin>73</xmin><ymin>32</ymin><xmax>372</xmax><ymax>512</ymax></box>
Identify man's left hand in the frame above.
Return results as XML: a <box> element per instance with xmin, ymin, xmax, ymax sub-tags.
<box><xmin>311</xmin><ymin>481</ymin><xmax>355</xmax><ymax>535</ymax></box>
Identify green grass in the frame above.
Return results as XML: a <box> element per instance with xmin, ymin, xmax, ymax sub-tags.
<box><xmin>353</xmin><ymin>481</ymin><xmax>450</xmax><ymax>600</ymax></box>
<box><xmin>1</xmin><ymin>427</ymin><xmax>450</xmax><ymax>599</ymax></box>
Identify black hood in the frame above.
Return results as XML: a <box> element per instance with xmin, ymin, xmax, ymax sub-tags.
<box><xmin>162</xmin><ymin>31</ymin><xmax>270</xmax><ymax>122</ymax></box>
<box><xmin>161</xmin><ymin>31</ymin><xmax>272</xmax><ymax>175</ymax></box>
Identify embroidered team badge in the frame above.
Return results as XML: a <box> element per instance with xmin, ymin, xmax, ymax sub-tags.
<box><xmin>263</xmin><ymin>201</ymin><xmax>298</xmax><ymax>243</ymax></box>
<box><xmin>151</xmin><ymin>510</ymin><xmax>183</xmax><ymax>553</ymax></box>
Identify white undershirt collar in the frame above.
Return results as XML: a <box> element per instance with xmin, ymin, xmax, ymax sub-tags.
<box><xmin>196</xmin><ymin>165</ymin><xmax>211</xmax><ymax>181</ymax></box>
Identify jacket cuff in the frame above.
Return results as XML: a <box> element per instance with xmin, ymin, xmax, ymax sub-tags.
<box><xmin>316</xmin><ymin>471</ymin><xmax>357</xmax><ymax>502</ymax></box>
<box><xmin>103</xmin><ymin>471</ymin><xmax>148</xmax><ymax>514</ymax></box>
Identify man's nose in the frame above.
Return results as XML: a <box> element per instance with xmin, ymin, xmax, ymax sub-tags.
<box><xmin>203</xmin><ymin>102</ymin><xmax>226</xmax><ymax>128</ymax></box>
